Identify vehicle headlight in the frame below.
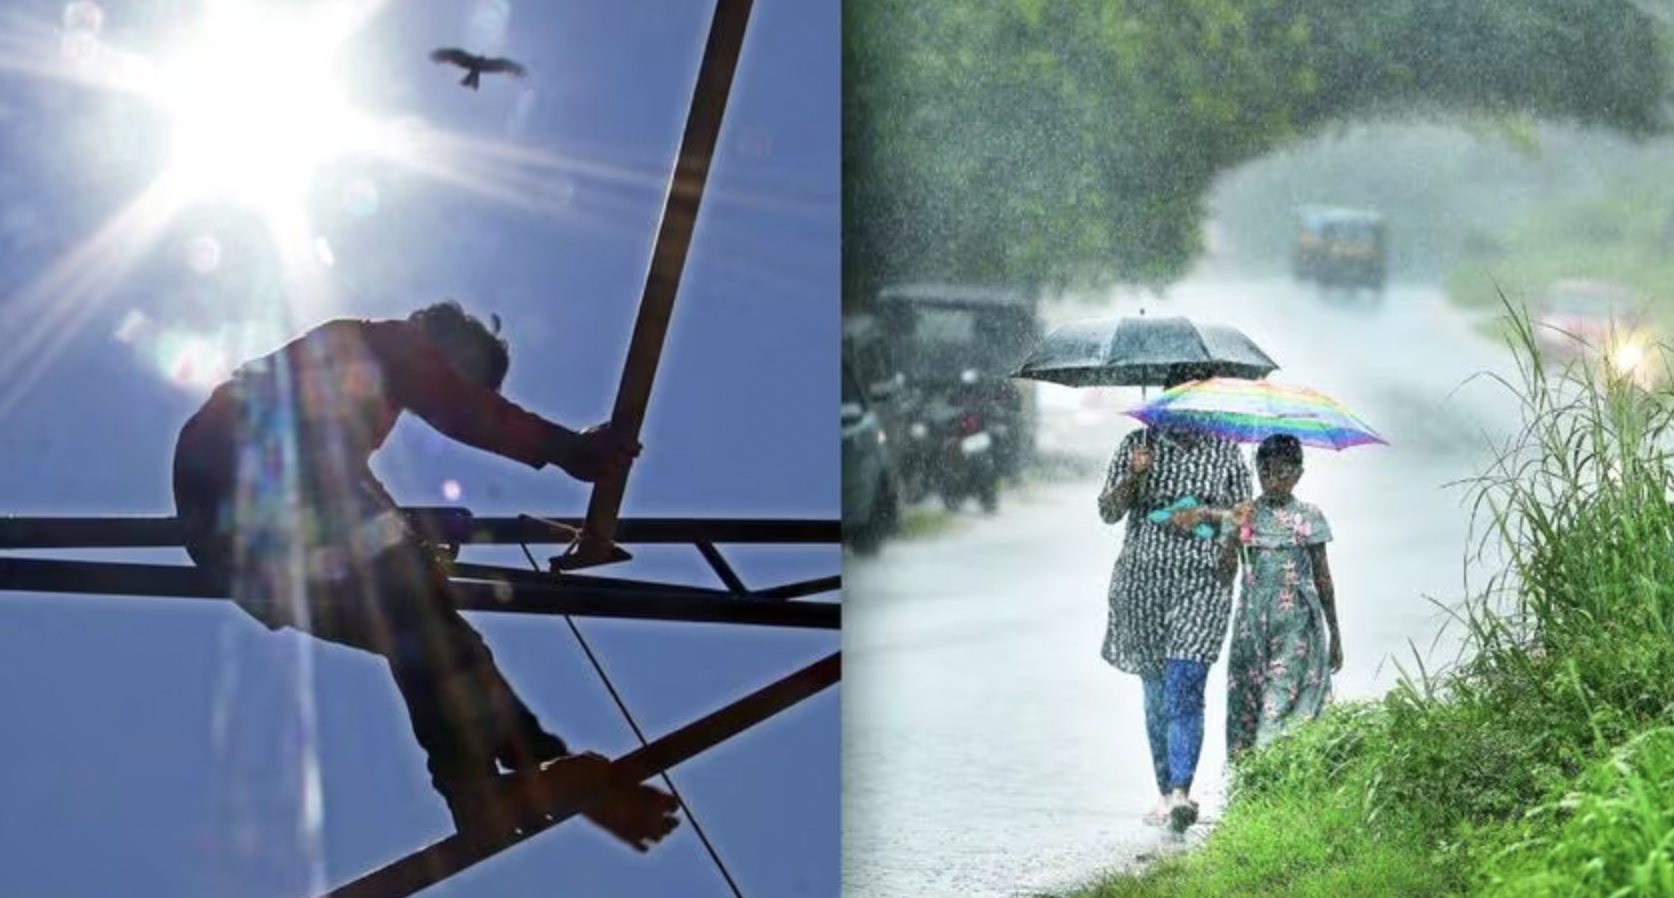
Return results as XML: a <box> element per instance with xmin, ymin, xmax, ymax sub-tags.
<box><xmin>1610</xmin><ymin>337</ymin><xmax>1646</xmax><ymax>373</ymax></box>
<box><xmin>909</xmin><ymin>423</ymin><xmax>928</xmax><ymax>439</ymax></box>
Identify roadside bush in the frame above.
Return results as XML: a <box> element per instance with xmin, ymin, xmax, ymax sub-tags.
<box><xmin>1226</xmin><ymin>700</ymin><xmax>1391</xmax><ymax>807</ymax></box>
<box><xmin>1481</xmin><ymin>727</ymin><xmax>1674</xmax><ymax>897</ymax></box>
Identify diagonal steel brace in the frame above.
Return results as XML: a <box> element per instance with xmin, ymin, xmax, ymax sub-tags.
<box><xmin>311</xmin><ymin>651</ymin><xmax>840</xmax><ymax>898</ymax></box>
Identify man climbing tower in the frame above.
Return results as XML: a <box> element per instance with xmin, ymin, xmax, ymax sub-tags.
<box><xmin>171</xmin><ymin>300</ymin><xmax>679</xmax><ymax>848</ymax></box>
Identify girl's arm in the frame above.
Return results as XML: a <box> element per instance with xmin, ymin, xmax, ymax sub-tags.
<box><xmin>1216</xmin><ymin>524</ymin><xmax>1241</xmax><ymax>585</ymax></box>
<box><xmin>1309</xmin><ymin>543</ymin><xmax>1342</xmax><ymax>671</ymax></box>
<box><xmin>1214</xmin><ymin>501</ymin><xmax>1252</xmax><ymax>585</ymax></box>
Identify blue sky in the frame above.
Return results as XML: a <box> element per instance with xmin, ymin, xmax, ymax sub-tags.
<box><xmin>0</xmin><ymin>1</ymin><xmax>838</xmax><ymax>896</ymax></box>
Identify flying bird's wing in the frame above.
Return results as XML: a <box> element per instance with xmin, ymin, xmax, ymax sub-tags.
<box><xmin>480</xmin><ymin>57</ymin><xmax>527</xmax><ymax>78</ymax></box>
<box><xmin>429</xmin><ymin>47</ymin><xmax>478</xmax><ymax>68</ymax></box>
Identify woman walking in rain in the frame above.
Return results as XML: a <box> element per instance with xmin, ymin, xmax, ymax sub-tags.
<box><xmin>1097</xmin><ymin>372</ymin><xmax>1253</xmax><ymax>834</ymax></box>
<box><xmin>1221</xmin><ymin>434</ymin><xmax>1341</xmax><ymax>758</ymax></box>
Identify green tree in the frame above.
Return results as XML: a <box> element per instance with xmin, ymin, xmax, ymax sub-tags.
<box><xmin>844</xmin><ymin>0</ymin><xmax>1674</xmax><ymax>309</ymax></box>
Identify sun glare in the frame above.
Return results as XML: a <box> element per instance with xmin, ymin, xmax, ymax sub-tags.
<box><xmin>143</xmin><ymin>0</ymin><xmax>374</xmax><ymax>212</ymax></box>
<box><xmin>5</xmin><ymin>0</ymin><xmax>716</xmax><ymax>405</ymax></box>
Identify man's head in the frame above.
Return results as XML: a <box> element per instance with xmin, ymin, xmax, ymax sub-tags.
<box><xmin>409</xmin><ymin>300</ymin><xmax>510</xmax><ymax>390</ymax></box>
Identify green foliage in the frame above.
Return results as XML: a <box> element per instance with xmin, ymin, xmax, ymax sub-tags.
<box><xmin>1066</xmin><ymin>702</ymin><xmax>1466</xmax><ymax>898</ymax></box>
<box><xmin>1482</xmin><ymin>728</ymin><xmax>1674</xmax><ymax>897</ymax></box>
<box><xmin>1224</xmin><ymin>701</ymin><xmax>1390</xmax><ymax>810</ymax></box>
<box><xmin>846</xmin><ymin>0</ymin><xmax>1674</xmax><ymax>307</ymax></box>
<box><xmin>1075</xmin><ymin>791</ymin><xmax>1463</xmax><ymax>898</ymax></box>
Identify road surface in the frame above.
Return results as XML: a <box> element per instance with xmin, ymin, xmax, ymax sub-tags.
<box><xmin>842</xmin><ymin>276</ymin><xmax>1526</xmax><ymax>898</ymax></box>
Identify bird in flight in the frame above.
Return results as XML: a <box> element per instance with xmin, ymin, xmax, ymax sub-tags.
<box><xmin>429</xmin><ymin>47</ymin><xmax>527</xmax><ymax>90</ymax></box>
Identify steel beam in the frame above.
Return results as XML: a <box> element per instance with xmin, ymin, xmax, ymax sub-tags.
<box><xmin>313</xmin><ymin>651</ymin><xmax>840</xmax><ymax>898</ymax></box>
<box><xmin>448</xmin><ymin>564</ymin><xmax>840</xmax><ymax>604</ymax></box>
<box><xmin>446</xmin><ymin>563</ymin><xmax>737</xmax><ymax>598</ymax></box>
<box><xmin>572</xmin><ymin>0</ymin><xmax>757</xmax><ymax>565</ymax></box>
<box><xmin>0</xmin><ymin>513</ymin><xmax>840</xmax><ymax>551</ymax></box>
<box><xmin>0</xmin><ymin>558</ymin><xmax>839</xmax><ymax>629</ymax></box>
<box><xmin>751</xmin><ymin>576</ymin><xmax>842</xmax><ymax>602</ymax></box>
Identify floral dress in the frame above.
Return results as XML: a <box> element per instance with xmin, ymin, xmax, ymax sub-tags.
<box><xmin>1225</xmin><ymin>498</ymin><xmax>1334</xmax><ymax>756</ymax></box>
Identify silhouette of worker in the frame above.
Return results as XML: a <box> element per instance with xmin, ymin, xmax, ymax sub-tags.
<box><xmin>171</xmin><ymin>300</ymin><xmax>678</xmax><ymax>848</ymax></box>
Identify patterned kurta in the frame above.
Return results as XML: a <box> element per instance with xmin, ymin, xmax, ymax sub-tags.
<box><xmin>1226</xmin><ymin>498</ymin><xmax>1335</xmax><ymax>755</ymax></box>
<box><xmin>1100</xmin><ymin>426</ymin><xmax>1253</xmax><ymax>677</ymax></box>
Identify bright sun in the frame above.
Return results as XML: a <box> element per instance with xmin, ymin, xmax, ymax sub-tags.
<box><xmin>141</xmin><ymin>0</ymin><xmax>377</xmax><ymax>212</ymax></box>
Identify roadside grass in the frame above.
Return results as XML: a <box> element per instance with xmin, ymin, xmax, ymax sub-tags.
<box><xmin>1056</xmin><ymin>296</ymin><xmax>1674</xmax><ymax>898</ymax></box>
<box><xmin>896</xmin><ymin>505</ymin><xmax>962</xmax><ymax>540</ymax></box>
<box><xmin>1075</xmin><ymin>702</ymin><xmax>1469</xmax><ymax>898</ymax></box>
<box><xmin>1480</xmin><ymin>727</ymin><xmax>1674</xmax><ymax>898</ymax></box>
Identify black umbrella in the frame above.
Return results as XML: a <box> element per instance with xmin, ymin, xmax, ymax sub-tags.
<box><xmin>1011</xmin><ymin>315</ymin><xmax>1279</xmax><ymax>388</ymax></box>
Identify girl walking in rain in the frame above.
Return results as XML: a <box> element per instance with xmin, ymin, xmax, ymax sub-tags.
<box><xmin>1220</xmin><ymin>434</ymin><xmax>1341</xmax><ymax>758</ymax></box>
<box><xmin>1097</xmin><ymin>380</ymin><xmax>1252</xmax><ymax>834</ymax></box>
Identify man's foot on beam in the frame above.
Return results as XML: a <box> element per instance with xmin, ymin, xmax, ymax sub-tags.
<box><xmin>500</xmin><ymin>752</ymin><xmax>682</xmax><ymax>852</ymax></box>
<box><xmin>550</xmin><ymin>537</ymin><xmax>633</xmax><ymax>572</ymax></box>
<box><xmin>581</xmin><ymin>781</ymin><xmax>681</xmax><ymax>853</ymax></box>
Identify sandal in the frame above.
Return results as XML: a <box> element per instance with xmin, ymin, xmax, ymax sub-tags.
<box><xmin>1167</xmin><ymin>798</ymin><xmax>1199</xmax><ymax>834</ymax></box>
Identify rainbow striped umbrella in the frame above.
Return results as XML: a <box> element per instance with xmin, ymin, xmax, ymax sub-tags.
<box><xmin>1127</xmin><ymin>377</ymin><xmax>1387</xmax><ymax>450</ymax></box>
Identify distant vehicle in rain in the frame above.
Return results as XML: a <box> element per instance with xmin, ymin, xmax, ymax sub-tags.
<box><xmin>870</xmin><ymin>283</ymin><xmax>1044</xmax><ymax>482</ymax></box>
<box><xmin>1291</xmin><ymin>206</ymin><xmax>1388</xmax><ymax>294</ymax></box>
<box><xmin>1532</xmin><ymin>279</ymin><xmax>1658</xmax><ymax>386</ymax></box>
<box><xmin>841</xmin><ymin>351</ymin><xmax>902</xmax><ymax>555</ymax></box>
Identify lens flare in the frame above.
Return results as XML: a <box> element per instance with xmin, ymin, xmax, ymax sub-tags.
<box><xmin>466</xmin><ymin>0</ymin><xmax>511</xmax><ymax>52</ymax></box>
<box><xmin>185</xmin><ymin>235</ymin><xmax>221</xmax><ymax>273</ymax></box>
<box><xmin>339</xmin><ymin>178</ymin><xmax>379</xmax><ymax>217</ymax></box>
<box><xmin>62</xmin><ymin>1</ymin><xmax>104</xmax><ymax>33</ymax></box>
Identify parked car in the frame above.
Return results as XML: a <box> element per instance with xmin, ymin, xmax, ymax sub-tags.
<box><xmin>1532</xmin><ymin>279</ymin><xmax>1658</xmax><ymax>386</ymax></box>
<box><xmin>841</xmin><ymin>354</ymin><xmax>902</xmax><ymax>555</ymax></box>
<box><xmin>843</xmin><ymin>313</ymin><xmax>911</xmax><ymax>440</ymax></box>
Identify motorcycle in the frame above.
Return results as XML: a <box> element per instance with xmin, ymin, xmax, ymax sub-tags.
<box><xmin>892</xmin><ymin>390</ymin><xmax>936</xmax><ymax>505</ymax></box>
<box><xmin>925</xmin><ymin>371</ymin><xmax>1002</xmax><ymax>513</ymax></box>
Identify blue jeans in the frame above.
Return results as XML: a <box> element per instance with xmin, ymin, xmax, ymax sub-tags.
<box><xmin>1142</xmin><ymin>659</ymin><xmax>1209</xmax><ymax>795</ymax></box>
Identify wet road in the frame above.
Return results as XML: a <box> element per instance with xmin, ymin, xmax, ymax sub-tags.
<box><xmin>842</xmin><ymin>276</ymin><xmax>1525</xmax><ymax>898</ymax></box>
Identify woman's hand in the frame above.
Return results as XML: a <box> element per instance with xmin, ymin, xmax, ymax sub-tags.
<box><xmin>1329</xmin><ymin>632</ymin><xmax>1344</xmax><ymax>673</ymax></box>
<box><xmin>1168</xmin><ymin>507</ymin><xmax>1205</xmax><ymax>531</ymax></box>
<box><xmin>1130</xmin><ymin>443</ymin><xmax>1153</xmax><ymax>475</ymax></box>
